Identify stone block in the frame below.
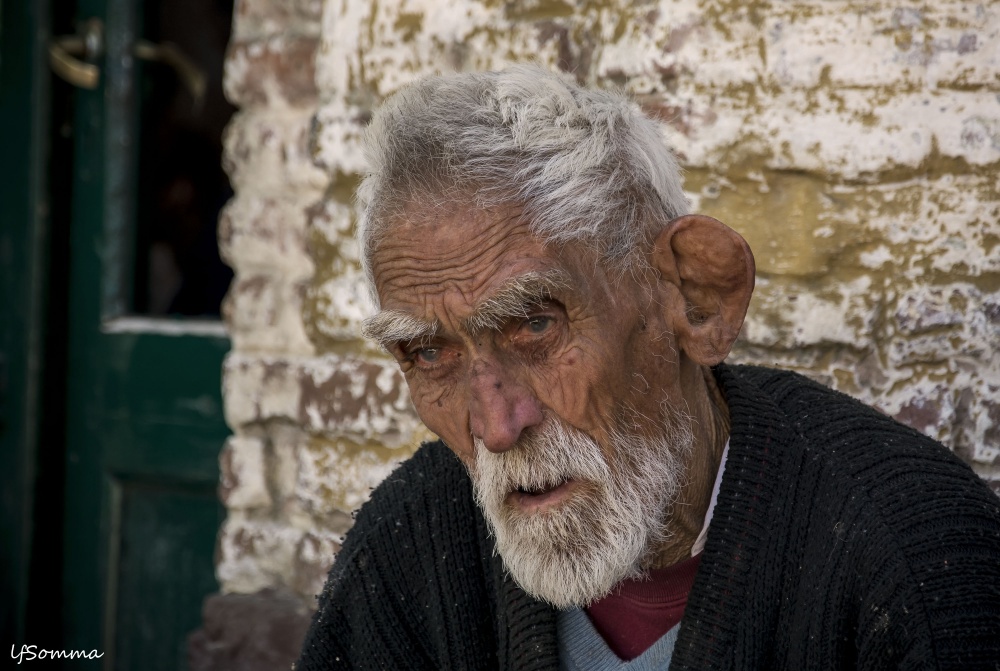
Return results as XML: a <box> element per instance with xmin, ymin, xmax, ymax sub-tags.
<box><xmin>219</xmin><ymin>435</ymin><xmax>272</xmax><ymax>510</ymax></box>
<box><xmin>232</xmin><ymin>0</ymin><xmax>323</xmax><ymax>41</ymax></box>
<box><xmin>216</xmin><ymin>514</ymin><xmax>304</xmax><ymax>594</ymax></box>
<box><xmin>187</xmin><ymin>588</ymin><xmax>312</xmax><ymax>671</ymax></box>
<box><xmin>741</xmin><ymin>276</ymin><xmax>880</xmax><ymax>350</ymax></box>
<box><xmin>311</xmin><ymin>103</ymin><xmax>380</xmax><ymax>176</ymax></box>
<box><xmin>686</xmin><ymin>169</ymin><xmax>854</xmax><ymax>277</ymax></box>
<box><xmin>699</xmin><ymin>174</ymin><xmax>1000</xmax><ymax>288</ymax></box>
<box><xmin>306</xmin><ymin>196</ymin><xmax>361</xmax><ymax>274</ymax></box>
<box><xmin>955</xmin><ymin>379</ymin><xmax>1000</xmax><ymax>466</ymax></box>
<box><xmin>890</xmin><ymin>382</ymin><xmax>957</xmax><ymax>448</ymax></box>
<box><xmin>223</xmin><ymin>354</ymin><xmax>301</xmax><ymax>431</ymax></box>
<box><xmin>267</xmin><ymin>424</ymin><xmax>308</xmax><ymax>509</ymax></box>
<box><xmin>225</xmin><ymin>35</ymin><xmax>320</xmax><ymax>108</ymax></box>
<box><xmin>297</xmin><ymin>355</ymin><xmax>422</xmax><ymax>445</ymax></box>
<box><xmin>305</xmin><ymin>268</ymin><xmax>375</xmax><ymax>346</ymax></box>
<box><xmin>762</xmin><ymin>2</ymin><xmax>1000</xmax><ymax>90</ymax></box>
<box><xmin>218</xmin><ymin>195</ymin><xmax>314</xmax><ymax>278</ymax></box>
<box><xmin>896</xmin><ymin>286</ymin><xmax>973</xmax><ymax>335</ymax></box>
<box><xmin>222</xmin><ymin>274</ymin><xmax>315</xmax><ymax>355</ymax></box>
<box><xmin>603</xmin><ymin>2</ymin><xmax>765</xmax><ymax>91</ymax></box>
<box><xmin>222</xmin><ymin>110</ymin><xmax>328</xmax><ymax>196</ymax></box>
<box><xmin>292</xmin><ymin>529</ymin><xmax>343</xmax><ymax>599</ymax></box>
<box><xmin>222</xmin><ymin>352</ymin><xmax>425</xmax><ymax>448</ymax></box>
<box><xmin>295</xmin><ymin>436</ymin><xmax>414</xmax><ymax>516</ymax></box>
<box><xmin>673</xmin><ymin>88</ymin><xmax>1000</xmax><ymax>177</ymax></box>
<box><xmin>888</xmin><ymin>285</ymin><xmax>991</xmax><ymax>366</ymax></box>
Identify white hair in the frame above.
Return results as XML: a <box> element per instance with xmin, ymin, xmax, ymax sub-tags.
<box><xmin>356</xmin><ymin>64</ymin><xmax>690</xmax><ymax>300</ymax></box>
<box><xmin>471</xmin><ymin>404</ymin><xmax>693</xmax><ymax>608</ymax></box>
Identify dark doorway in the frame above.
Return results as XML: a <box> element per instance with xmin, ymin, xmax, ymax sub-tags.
<box><xmin>133</xmin><ymin>0</ymin><xmax>235</xmax><ymax>316</ymax></box>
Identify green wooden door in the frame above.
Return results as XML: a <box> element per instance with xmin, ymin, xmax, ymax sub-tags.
<box><xmin>1</xmin><ymin>0</ymin><xmax>233</xmax><ymax>667</ymax></box>
<box><xmin>65</xmin><ymin>0</ymin><xmax>232</xmax><ymax>665</ymax></box>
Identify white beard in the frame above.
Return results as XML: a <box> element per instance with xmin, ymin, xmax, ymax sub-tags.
<box><xmin>470</xmin><ymin>405</ymin><xmax>693</xmax><ymax>608</ymax></box>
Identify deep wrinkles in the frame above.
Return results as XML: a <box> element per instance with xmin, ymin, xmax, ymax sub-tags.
<box><xmin>371</xmin><ymin>207</ymin><xmax>532</xmax><ymax>308</ymax></box>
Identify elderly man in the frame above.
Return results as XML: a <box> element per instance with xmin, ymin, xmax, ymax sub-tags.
<box><xmin>296</xmin><ymin>65</ymin><xmax>1000</xmax><ymax>670</ymax></box>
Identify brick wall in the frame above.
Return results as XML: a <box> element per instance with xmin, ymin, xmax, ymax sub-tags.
<box><xmin>192</xmin><ymin>0</ymin><xmax>1000</xmax><ymax>666</ymax></box>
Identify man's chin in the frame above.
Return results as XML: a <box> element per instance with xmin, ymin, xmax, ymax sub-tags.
<box><xmin>488</xmin><ymin>490</ymin><xmax>648</xmax><ymax>609</ymax></box>
<box><xmin>496</xmin><ymin>532</ymin><xmax>643</xmax><ymax>609</ymax></box>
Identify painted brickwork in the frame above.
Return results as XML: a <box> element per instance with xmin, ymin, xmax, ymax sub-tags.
<box><xmin>213</xmin><ymin>0</ymin><xmax>1000</xmax><ymax>636</ymax></box>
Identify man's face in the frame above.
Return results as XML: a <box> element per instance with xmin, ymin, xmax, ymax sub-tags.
<box><xmin>367</xmin><ymin>202</ymin><xmax>694</xmax><ymax>606</ymax></box>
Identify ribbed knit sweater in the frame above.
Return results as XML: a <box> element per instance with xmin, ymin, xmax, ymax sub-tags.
<box><xmin>296</xmin><ymin>364</ymin><xmax>1000</xmax><ymax>670</ymax></box>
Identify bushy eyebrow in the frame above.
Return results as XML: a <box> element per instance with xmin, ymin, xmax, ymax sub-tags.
<box><xmin>362</xmin><ymin>269</ymin><xmax>570</xmax><ymax>349</ymax></box>
<box><xmin>361</xmin><ymin>310</ymin><xmax>438</xmax><ymax>350</ymax></box>
<box><xmin>463</xmin><ymin>269</ymin><xmax>570</xmax><ymax>335</ymax></box>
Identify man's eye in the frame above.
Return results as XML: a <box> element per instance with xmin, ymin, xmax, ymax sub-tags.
<box><xmin>415</xmin><ymin>347</ymin><xmax>441</xmax><ymax>364</ymax></box>
<box><xmin>523</xmin><ymin>316</ymin><xmax>554</xmax><ymax>334</ymax></box>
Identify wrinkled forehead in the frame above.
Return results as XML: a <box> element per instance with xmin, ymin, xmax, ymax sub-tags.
<box><xmin>365</xmin><ymin>182</ymin><xmax>506</xmax><ymax>261</ymax></box>
<box><xmin>368</xmin><ymin>201</ymin><xmax>532</xmax><ymax>296</ymax></box>
<box><xmin>362</xmin><ymin>266</ymin><xmax>572</xmax><ymax>349</ymax></box>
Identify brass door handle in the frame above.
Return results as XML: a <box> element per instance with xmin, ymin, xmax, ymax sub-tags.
<box><xmin>49</xmin><ymin>18</ymin><xmax>104</xmax><ymax>89</ymax></box>
<box><xmin>49</xmin><ymin>18</ymin><xmax>206</xmax><ymax>110</ymax></box>
<box><xmin>134</xmin><ymin>40</ymin><xmax>207</xmax><ymax>111</ymax></box>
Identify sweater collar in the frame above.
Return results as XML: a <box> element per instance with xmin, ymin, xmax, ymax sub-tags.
<box><xmin>669</xmin><ymin>363</ymin><xmax>802</xmax><ymax>671</ymax></box>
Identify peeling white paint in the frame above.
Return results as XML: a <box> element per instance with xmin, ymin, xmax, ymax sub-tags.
<box><xmin>311</xmin><ymin>271</ymin><xmax>375</xmax><ymax>341</ymax></box>
<box><xmin>222</xmin><ymin>435</ymin><xmax>272</xmax><ymax>509</ymax></box>
<box><xmin>859</xmin><ymin>246</ymin><xmax>892</xmax><ymax>269</ymax></box>
<box><xmin>217</xmin><ymin>514</ymin><xmax>305</xmax><ymax>594</ymax></box>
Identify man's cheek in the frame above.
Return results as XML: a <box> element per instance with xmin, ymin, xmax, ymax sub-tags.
<box><xmin>408</xmin><ymin>382</ymin><xmax>473</xmax><ymax>458</ymax></box>
<box><xmin>532</xmin><ymin>345</ymin><xmax>612</xmax><ymax>430</ymax></box>
<box><xmin>406</xmin><ymin>377</ymin><xmax>447</xmax><ymax>409</ymax></box>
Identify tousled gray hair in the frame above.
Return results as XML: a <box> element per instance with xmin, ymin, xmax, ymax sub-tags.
<box><xmin>357</xmin><ymin>64</ymin><xmax>690</xmax><ymax>298</ymax></box>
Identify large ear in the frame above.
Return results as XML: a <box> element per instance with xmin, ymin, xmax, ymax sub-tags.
<box><xmin>651</xmin><ymin>214</ymin><xmax>755</xmax><ymax>365</ymax></box>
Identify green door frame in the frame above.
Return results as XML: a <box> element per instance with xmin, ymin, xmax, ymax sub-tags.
<box><xmin>0</xmin><ymin>0</ymin><xmax>56</xmax><ymax>647</ymax></box>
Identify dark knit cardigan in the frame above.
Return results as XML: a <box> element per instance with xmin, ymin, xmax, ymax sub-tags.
<box><xmin>296</xmin><ymin>364</ymin><xmax>1000</xmax><ymax>670</ymax></box>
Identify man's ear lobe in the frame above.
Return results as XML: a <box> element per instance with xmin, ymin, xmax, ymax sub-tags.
<box><xmin>652</xmin><ymin>214</ymin><xmax>756</xmax><ymax>366</ymax></box>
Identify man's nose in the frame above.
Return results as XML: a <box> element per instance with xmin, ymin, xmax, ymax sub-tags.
<box><xmin>467</xmin><ymin>361</ymin><xmax>543</xmax><ymax>453</ymax></box>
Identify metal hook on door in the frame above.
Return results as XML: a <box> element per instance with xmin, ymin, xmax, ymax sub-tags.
<box><xmin>134</xmin><ymin>40</ymin><xmax>207</xmax><ymax>112</ymax></box>
<box><xmin>49</xmin><ymin>18</ymin><xmax>104</xmax><ymax>89</ymax></box>
<box><xmin>50</xmin><ymin>18</ymin><xmax>207</xmax><ymax>112</ymax></box>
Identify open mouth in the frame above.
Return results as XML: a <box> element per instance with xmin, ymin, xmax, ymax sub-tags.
<box><xmin>516</xmin><ymin>482</ymin><xmax>560</xmax><ymax>495</ymax></box>
<box><xmin>507</xmin><ymin>479</ymin><xmax>578</xmax><ymax>512</ymax></box>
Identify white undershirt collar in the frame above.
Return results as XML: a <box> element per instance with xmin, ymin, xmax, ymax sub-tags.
<box><xmin>690</xmin><ymin>438</ymin><xmax>730</xmax><ymax>557</ymax></box>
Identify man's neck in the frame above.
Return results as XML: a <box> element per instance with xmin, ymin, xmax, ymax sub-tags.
<box><xmin>645</xmin><ymin>364</ymin><xmax>729</xmax><ymax>569</ymax></box>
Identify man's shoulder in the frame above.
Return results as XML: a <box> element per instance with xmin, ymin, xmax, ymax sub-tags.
<box><xmin>720</xmin><ymin>362</ymin><xmax>998</xmax><ymax>515</ymax></box>
<box><xmin>724</xmin><ymin>362</ymin><xmax>886</xmax><ymax>421</ymax></box>
<box><xmin>368</xmin><ymin>439</ymin><xmax>469</xmax><ymax>503</ymax></box>
<box><xmin>719</xmin><ymin>363</ymin><xmax>1000</xmax><ymax>507</ymax></box>
<box><xmin>301</xmin><ymin>443</ymin><xmax>500</xmax><ymax>669</ymax></box>
<box><xmin>348</xmin><ymin>439</ymin><xmax>473</xmax><ymax>538</ymax></box>
<box><xmin>319</xmin><ymin>438</ymin><xmax>483</xmax><ymax>607</ymax></box>
<box><xmin>723</xmin><ymin>362</ymin><xmax>951</xmax><ymax>455</ymax></box>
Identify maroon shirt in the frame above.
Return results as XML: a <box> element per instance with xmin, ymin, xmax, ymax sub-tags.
<box><xmin>584</xmin><ymin>553</ymin><xmax>703</xmax><ymax>661</ymax></box>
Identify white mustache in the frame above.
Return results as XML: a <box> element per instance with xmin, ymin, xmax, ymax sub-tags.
<box><xmin>473</xmin><ymin>419</ymin><xmax>609</xmax><ymax>504</ymax></box>
<box><xmin>468</xmin><ymin>407</ymin><xmax>693</xmax><ymax>608</ymax></box>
